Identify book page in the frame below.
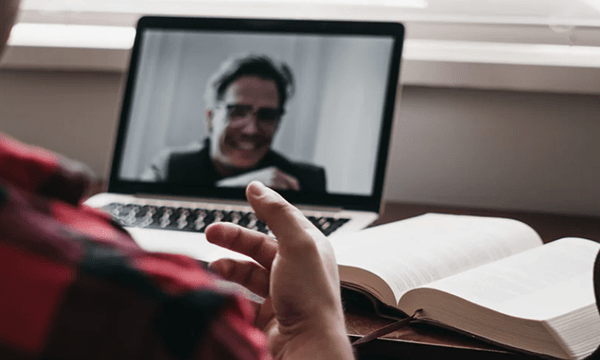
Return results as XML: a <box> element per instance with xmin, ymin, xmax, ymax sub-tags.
<box><xmin>418</xmin><ymin>238</ymin><xmax>599</xmax><ymax>320</ymax></box>
<box><xmin>331</xmin><ymin>213</ymin><xmax>543</xmax><ymax>304</ymax></box>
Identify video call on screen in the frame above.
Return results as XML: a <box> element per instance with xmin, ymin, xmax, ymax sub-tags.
<box><xmin>118</xmin><ymin>28</ymin><xmax>395</xmax><ymax>197</ymax></box>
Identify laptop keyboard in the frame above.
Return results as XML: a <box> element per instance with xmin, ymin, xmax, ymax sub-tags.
<box><xmin>102</xmin><ymin>202</ymin><xmax>350</xmax><ymax>237</ymax></box>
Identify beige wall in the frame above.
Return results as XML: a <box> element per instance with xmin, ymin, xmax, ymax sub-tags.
<box><xmin>0</xmin><ymin>69</ymin><xmax>123</xmax><ymax>178</ymax></box>
<box><xmin>387</xmin><ymin>86</ymin><xmax>600</xmax><ymax>216</ymax></box>
<box><xmin>1</xmin><ymin>69</ymin><xmax>599</xmax><ymax>216</ymax></box>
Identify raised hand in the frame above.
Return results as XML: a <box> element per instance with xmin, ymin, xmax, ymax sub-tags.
<box><xmin>205</xmin><ymin>181</ymin><xmax>352</xmax><ymax>359</ymax></box>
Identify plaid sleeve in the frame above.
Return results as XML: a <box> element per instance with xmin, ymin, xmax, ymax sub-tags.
<box><xmin>0</xmin><ymin>135</ymin><xmax>271</xmax><ymax>360</ymax></box>
<box><xmin>0</xmin><ymin>135</ymin><xmax>92</xmax><ymax>205</ymax></box>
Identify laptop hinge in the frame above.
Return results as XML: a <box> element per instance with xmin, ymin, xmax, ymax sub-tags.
<box><xmin>134</xmin><ymin>193</ymin><xmax>344</xmax><ymax>214</ymax></box>
<box><xmin>135</xmin><ymin>193</ymin><xmax>249</xmax><ymax>207</ymax></box>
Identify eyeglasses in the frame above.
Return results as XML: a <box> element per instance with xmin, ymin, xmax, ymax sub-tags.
<box><xmin>220</xmin><ymin>104</ymin><xmax>284</xmax><ymax>129</ymax></box>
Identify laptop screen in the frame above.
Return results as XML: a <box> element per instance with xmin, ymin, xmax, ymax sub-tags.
<box><xmin>109</xmin><ymin>17</ymin><xmax>404</xmax><ymax>212</ymax></box>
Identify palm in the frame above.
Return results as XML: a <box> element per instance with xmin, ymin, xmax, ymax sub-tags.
<box><xmin>259</xmin><ymin>304</ymin><xmax>286</xmax><ymax>356</ymax></box>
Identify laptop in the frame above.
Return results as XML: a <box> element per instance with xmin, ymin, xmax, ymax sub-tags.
<box><xmin>85</xmin><ymin>16</ymin><xmax>404</xmax><ymax>262</ymax></box>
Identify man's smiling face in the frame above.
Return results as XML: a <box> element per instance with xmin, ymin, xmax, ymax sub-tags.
<box><xmin>208</xmin><ymin>75</ymin><xmax>281</xmax><ymax>176</ymax></box>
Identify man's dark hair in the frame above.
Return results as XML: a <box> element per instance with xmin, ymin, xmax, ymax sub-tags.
<box><xmin>205</xmin><ymin>53</ymin><xmax>295</xmax><ymax>110</ymax></box>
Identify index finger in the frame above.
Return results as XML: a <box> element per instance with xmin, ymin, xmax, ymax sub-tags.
<box><xmin>246</xmin><ymin>181</ymin><xmax>324</xmax><ymax>256</ymax></box>
<box><xmin>205</xmin><ymin>222</ymin><xmax>278</xmax><ymax>270</ymax></box>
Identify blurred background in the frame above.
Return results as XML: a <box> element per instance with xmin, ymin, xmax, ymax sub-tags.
<box><xmin>2</xmin><ymin>0</ymin><xmax>600</xmax><ymax>215</ymax></box>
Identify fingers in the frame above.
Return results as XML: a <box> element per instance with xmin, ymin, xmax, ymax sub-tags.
<box><xmin>209</xmin><ymin>258</ymin><xmax>270</xmax><ymax>298</ymax></box>
<box><xmin>246</xmin><ymin>181</ymin><xmax>323</xmax><ymax>257</ymax></box>
<box><xmin>206</xmin><ymin>221</ymin><xmax>278</xmax><ymax>270</ymax></box>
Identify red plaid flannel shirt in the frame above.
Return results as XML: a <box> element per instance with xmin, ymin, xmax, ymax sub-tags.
<box><xmin>0</xmin><ymin>135</ymin><xmax>271</xmax><ymax>360</ymax></box>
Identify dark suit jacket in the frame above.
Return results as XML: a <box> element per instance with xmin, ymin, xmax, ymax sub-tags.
<box><xmin>142</xmin><ymin>140</ymin><xmax>327</xmax><ymax>192</ymax></box>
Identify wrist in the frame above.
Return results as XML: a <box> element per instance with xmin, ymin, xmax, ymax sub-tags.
<box><xmin>276</xmin><ymin>311</ymin><xmax>354</xmax><ymax>360</ymax></box>
<box><xmin>278</xmin><ymin>330</ymin><xmax>353</xmax><ymax>360</ymax></box>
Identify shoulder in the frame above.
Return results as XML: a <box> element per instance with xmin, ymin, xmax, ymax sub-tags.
<box><xmin>1</xmin><ymin>181</ymin><xmax>268</xmax><ymax>358</ymax></box>
<box><xmin>0</xmin><ymin>134</ymin><xmax>92</xmax><ymax>204</ymax></box>
<box><xmin>143</xmin><ymin>142</ymin><xmax>209</xmax><ymax>182</ymax></box>
<box><xmin>161</xmin><ymin>142</ymin><xmax>207</xmax><ymax>163</ymax></box>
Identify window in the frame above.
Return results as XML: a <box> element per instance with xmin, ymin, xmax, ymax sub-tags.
<box><xmin>8</xmin><ymin>0</ymin><xmax>600</xmax><ymax>94</ymax></box>
<box><xmin>18</xmin><ymin>0</ymin><xmax>600</xmax><ymax>43</ymax></box>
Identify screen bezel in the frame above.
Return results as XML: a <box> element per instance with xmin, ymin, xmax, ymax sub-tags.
<box><xmin>108</xmin><ymin>16</ymin><xmax>404</xmax><ymax>212</ymax></box>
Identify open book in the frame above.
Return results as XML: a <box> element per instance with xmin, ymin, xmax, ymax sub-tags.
<box><xmin>330</xmin><ymin>213</ymin><xmax>600</xmax><ymax>360</ymax></box>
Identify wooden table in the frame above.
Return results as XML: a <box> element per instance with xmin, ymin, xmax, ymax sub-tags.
<box><xmin>344</xmin><ymin>201</ymin><xmax>600</xmax><ymax>360</ymax></box>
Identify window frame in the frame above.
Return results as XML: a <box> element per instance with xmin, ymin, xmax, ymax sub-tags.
<box><xmin>4</xmin><ymin>0</ymin><xmax>600</xmax><ymax>95</ymax></box>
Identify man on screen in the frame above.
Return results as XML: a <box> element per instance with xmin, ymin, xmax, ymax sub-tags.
<box><xmin>142</xmin><ymin>54</ymin><xmax>327</xmax><ymax>192</ymax></box>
